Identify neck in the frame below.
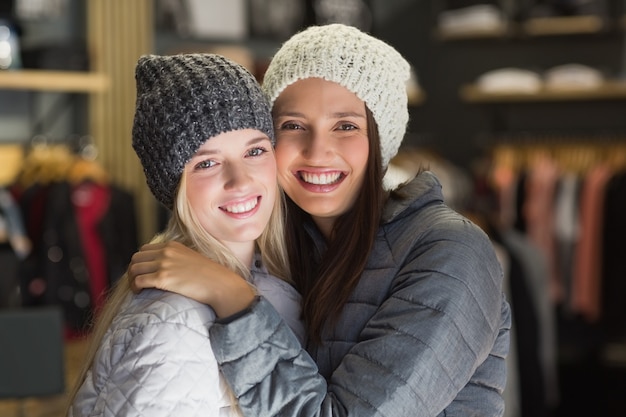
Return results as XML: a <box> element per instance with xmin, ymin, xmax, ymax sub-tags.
<box><xmin>312</xmin><ymin>216</ymin><xmax>336</xmax><ymax>240</ymax></box>
<box><xmin>224</xmin><ymin>240</ymin><xmax>256</xmax><ymax>269</ymax></box>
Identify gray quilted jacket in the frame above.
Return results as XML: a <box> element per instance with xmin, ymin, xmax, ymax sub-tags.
<box><xmin>69</xmin><ymin>259</ymin><xmax>304</xmax><ymax>417</ymax></box>
<box><xmin>210</xmin><ymin>171</ymin><xmax>512</xmax><ymax>417</ymax></box>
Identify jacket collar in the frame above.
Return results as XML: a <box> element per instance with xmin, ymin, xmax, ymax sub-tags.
<box><xmin>381</xmin><ymin>171</ymin><xmax>443</xmax><ymax>224</ymax></box>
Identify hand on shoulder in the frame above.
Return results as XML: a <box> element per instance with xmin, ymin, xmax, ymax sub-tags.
<box><xmin>128</xmin><ymin>241</ymin><xmax>256</xmax><ymax>317</ymax></box>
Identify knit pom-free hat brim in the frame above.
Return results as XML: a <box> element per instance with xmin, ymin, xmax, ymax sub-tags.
<box><xmin>262</xmin><ymin>24</ymin><xmax>410</xmax><ymax>168</ymax></box>
<box><xmin>132</xmin><ymin>53</ymin><xmax>274</xmax><ymax>209</ymax></box>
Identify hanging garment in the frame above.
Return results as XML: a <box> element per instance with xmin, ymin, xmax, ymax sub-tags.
<box><xmin>501</xmin><ymin>228</ymin><xmax>559</xmax><ymax>411</ymax></box>
<box><xmin>601</xmin><ymin>170</ymin><xmax>626</xmax><ymax>343</ymax></box>
<box><xmin>572</xmin><ymin>164</ymin><xmax>612</xmax><ymax>322</ymax></box>
<box><xmin>17</xmin><ymin>180</ymin><xmax>137</xmax><ymax>337</ymax></box>
<box><xmin>0</xmin><ymin>187</ymin><xmax>31</xmax><ymax>259</ymax></box>
<box><xmin>553</xmin><ymin>173</ymin><xmax>581</xmax><ymax>311</ymax></box>
<box><xmin>438</xmin><ymin>3</ymin><xmax>507</xmax><ymax>35</ymax></box>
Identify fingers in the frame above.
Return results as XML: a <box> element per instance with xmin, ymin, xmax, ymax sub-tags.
<box><xmin>128</xmin><ymin>243</ymin><xmax>169</xmax><ymax>293</ymax></box>
<box><xmin>127</xmin><ymin>241</ymin><xmax>193</xmax><ymax>293</ymax></box>
<box><xmin>125</xmin><ymin>240</ymin><xmax>251</xmax><ymax>310</ymax></box>
<box><xmin>132</xmin><ymin>271</ymin><xmax>161</xmax><ymax>292</ymax></box>
<box><xmin>128</xmin><ymin>258</ymin><xmax>156</xmax><ymax>293</ymax></box>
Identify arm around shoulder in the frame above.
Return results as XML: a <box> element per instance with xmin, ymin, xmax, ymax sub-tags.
<box><xmin>208</xmin><ymin>217</ymin><xmax>510</xmax><ymax>417</ymax></box>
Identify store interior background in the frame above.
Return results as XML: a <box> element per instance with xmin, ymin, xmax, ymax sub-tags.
<box><xmin>1</xmin><ymin>0</ymin><xmax>625</xmax><ymax>416</ymax></box>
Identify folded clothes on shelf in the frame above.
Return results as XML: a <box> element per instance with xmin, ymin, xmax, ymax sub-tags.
<box><xmin>544</xmin><ymin>63</ymin><xmax>605</xmax><ymax>90</ymax></box>
<box><xmin>474</xmin><ymin>64</ymin><xmax>608</xmax><ymax>93</ymax></box>
<box><xmin>476</xmin><ymin>67</ymin><xmax>543</xmax><ymax>93</ymax></box>
<box><xmin>438</xmin><ymin>4</ymin><xmax>507</xmax><ymax>35</ymax></box>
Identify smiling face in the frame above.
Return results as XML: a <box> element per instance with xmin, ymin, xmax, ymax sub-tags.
<box><xmin>184</xmin><ymin>129</ymin><xmax>277</xmax><ymax>258</ymax></box>
<box><xmin>273</xmin><ymin>78</ymin><xmax>370</xmax><ymax>237</ymax></box>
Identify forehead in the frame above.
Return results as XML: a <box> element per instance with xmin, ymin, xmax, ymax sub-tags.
<box><xmin>194</xmin><ymin>129</ymin><xmax>270</xmax><ymax>152</ymax></box>
<box><xmin>274</xmin><ymin>78</ymin><xmax>365</xmax><ymax>115</ymax></box>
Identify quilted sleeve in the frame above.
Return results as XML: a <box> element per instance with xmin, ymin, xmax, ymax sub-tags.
<box><xmin>72</xmin><ymin>321</ymin><xmax>225</xmax><ymax>417</ymax></box>
<box><xmin>210</xmin><ymin>218</ymin><xmax>510</xmax><ymax>417</ymax></box>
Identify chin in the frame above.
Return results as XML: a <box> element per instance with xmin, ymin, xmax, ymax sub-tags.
<box><xmin>237</xmin><ymin>227</ymin><xmax>266</xmax><ymax>242</ymax></box>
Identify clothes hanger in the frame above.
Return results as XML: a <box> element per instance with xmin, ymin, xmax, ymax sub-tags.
<box><xmin>16</xmin><ymin>135</ymin><xmax>74</xmax><ymax>188</ymax></box>
<box><xmin>66</xmin><ymin>136</ymin><xmax>109</xmax><ymax>185</ymax></box>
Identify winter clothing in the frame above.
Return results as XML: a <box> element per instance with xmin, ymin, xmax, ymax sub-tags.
<box><xmin>17</xmin><ymin>181</ymin><xmax>137</xmax><ymax>336</ymax></box>
<box><xmin>69</xmin><ymin>257</ymin><xmax>304</xmax><ymax>417</ymax></box>
<box><xmin>210</xmin><ymin>171</ymin><xmax>511</xmax><ymax>417</ymax></box>
<box><xmin>261</xmin><ymin>24</ymin><xmax>410</xmax><ymax>169</ymax></box>
<box><xmin>132</xmin><ymin>53</ymin><xmax>274</xmax><ymax>208</ymax></box>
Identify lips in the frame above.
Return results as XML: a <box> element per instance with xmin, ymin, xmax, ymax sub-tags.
<box><xmin>296</xmin><ymin>170</ymin><xmax>345</xmax><ymax>192</ymax></box>
<box><xmin>300</xmin><ymin>171</ymin><xmax>342</xmax><ymax>185</ymax></box>
<box><xmin>220</xmin><ymin>196</ymin><xmax>260</xmax><ymax>216</ymax></box>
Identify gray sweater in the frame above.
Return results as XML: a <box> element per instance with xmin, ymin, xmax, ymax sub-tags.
<box><xmin>211</xmin><ymin>171</ymin><xmax>511</xmax><ymax>417</ymax></box>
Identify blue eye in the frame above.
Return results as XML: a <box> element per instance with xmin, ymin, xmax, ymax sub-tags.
<box><xmin>195</xmin><ymin>159</ymin><xmax>216</xmax><ymax>169</ymax></box>
<box><xmin>248</xmin><ymin>147</ymin><xmax>268</xmax><ymax>157</ymax></box>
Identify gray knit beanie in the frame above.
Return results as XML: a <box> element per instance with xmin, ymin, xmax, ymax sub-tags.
<box><xmin>262</xmin><ymin>24</ymin><xmax>410</xmax><ymax>168</ymax></box>
<box><xmin>132</xmin><ymin>53</ymin><xmax>274</xmax><ymax>209</ymax></box>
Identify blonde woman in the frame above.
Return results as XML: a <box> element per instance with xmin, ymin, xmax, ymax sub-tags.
<box><xmin>67</xmin><ymin>53</ymin><xmax>304</xmax><ymax>417</ymax></box>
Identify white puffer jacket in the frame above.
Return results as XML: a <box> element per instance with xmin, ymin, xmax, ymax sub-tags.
<box><xmin>69</xmin><ymin>258</ymin><xmax>304</xmax><ymax>417</ymax></box>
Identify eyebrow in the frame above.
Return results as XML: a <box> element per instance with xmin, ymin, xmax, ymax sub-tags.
<box><xmin>333</xmin><ymin>111</ymin><xmax>366</xmax><ymax>119</ymax></box>
<box><xmin>245</xmin><ymin>136</ymin><xmax>272</xmax><ymax>145</ymax></box>
<box><xmin>276</xmin><ymin>111</ymin><xmax>366</xmax><ymax>119</ymax></box>
<box><xmin>193</xmin><ymin>136</ymin><xmax>271</xmax><ymax>156</ymax></box>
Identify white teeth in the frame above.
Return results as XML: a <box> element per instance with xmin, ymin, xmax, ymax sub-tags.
<box><xmin>223</xmin><ymin>198</ymin><xmax>258</xmax><ymax>213</ymax></box>
<box><xmin>301</xmin><ymin>172</ymin><xmax>341</xmax><ymax>185</ymax></box>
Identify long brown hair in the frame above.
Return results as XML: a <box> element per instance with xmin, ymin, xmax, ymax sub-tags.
<box><xmin>285</xmin><ymin>107</ymin><xmax>386</xmax><ymax>344</ymax></box>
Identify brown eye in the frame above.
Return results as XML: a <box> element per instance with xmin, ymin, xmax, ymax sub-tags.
<box><xmin>280</xmin><ymin>122</ymin><xmax>303</xmax><ymax>130</ymax></box>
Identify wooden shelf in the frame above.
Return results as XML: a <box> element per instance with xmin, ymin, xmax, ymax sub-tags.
<box><xmin>435</xmin><ymin>24</ymin><xmax>513</xmax><ymax>41</ymax></box>
<box><xmin>522</xmin><ymin>15</ymin><xmax>605</xmax><ymax>36</ymax></box>
<box><xmin>436</xmin><ymin>15</ymin><xmax>611</xmax><ymax>41</ymax></box>
<box><xmin>461</xmin><ymin>81</ymin><xmax>626</xmax><ymax>103</ymax></box>
<box><xmin>0</xmin><ymin>70</ymin><xmax>109</xmax><ymax>93</ymax></box>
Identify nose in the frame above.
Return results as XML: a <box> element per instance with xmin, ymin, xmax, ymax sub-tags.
<box><xmin>302</xmin><ymin>129</ymin><xmax>332</xmax><ymax>163</ymax></box>
<box><xmin>223</xmin><ymin>161</ymin><xmax>252</xmax><ymax>190</ymax></box>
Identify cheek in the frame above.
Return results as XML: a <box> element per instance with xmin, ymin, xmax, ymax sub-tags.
<box><xmin>185</xmin><ymin>179</ymin><xmax>204</xmax><ymax>210</ymax></box>
<box><xmin>274</xmin><ymin>141</ymin><xmax>293</xmax><ymax>174</ymax></box>
<box><xmin>346</xmin><ymin>138</ymin><xmax>370</xmax><ymax>174</ymax></box>
<box><xmin>274</xmin><ymin>152</ymin><xmax>294</xmax><ymax>193</ymax></box>
<box><xmin>260</xmin><ymin>160</ymin><xmax>277</xmax><ymax>184</ymax></box>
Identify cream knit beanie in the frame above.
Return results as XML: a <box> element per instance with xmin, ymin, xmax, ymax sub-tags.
<box><xmin>262</xmin><ymin>23</ymin><xmax>411</xmax><ymax>168</ymax></box>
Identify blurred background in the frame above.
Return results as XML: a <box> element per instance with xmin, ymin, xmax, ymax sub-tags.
<box><xmin>0</xmin><ymin>0</ymin><xmax>625</xmax><ymax>416</ymax></box>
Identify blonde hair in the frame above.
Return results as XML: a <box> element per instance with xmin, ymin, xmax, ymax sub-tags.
<box><xmin>66</xmin><ymin>171</ymin><xmax>289</xmax><ymax>410</ymax></box>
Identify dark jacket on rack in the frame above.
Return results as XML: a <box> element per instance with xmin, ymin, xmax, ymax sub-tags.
<box><xmin>602</xmin><ymin>170</ymin><xmax>626</xmax><ymax>343</ymax></box>
<box><xmin>17</xmin><ymin>180</ymin><xmax>137</xmax><ymax>334</ymax></box>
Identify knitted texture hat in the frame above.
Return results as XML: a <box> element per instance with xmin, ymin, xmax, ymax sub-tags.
<box><xmin>262</xmin><ymin>24</ymin><xmax>410</xmax><ymax>168</ymax></box>
<box><xmin>132</xmin><ymin>53</ymin><xmax>274</xmax><ymax>208</ymax></box>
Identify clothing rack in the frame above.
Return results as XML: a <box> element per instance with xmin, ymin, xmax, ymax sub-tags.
<box><xmin>7</xmin><ymin>135</ymin><xmax>137</xmax><ymax>338</ymax></box>
<box><xmin>13</xmin><ymin>134</ymin><xmax>108</xmax><ymax>189</ymax></box>
<box><xmin>489</xmin><ymin>133</ymin><xmax>626</xmax><ymax>174</ymax></box>
<box><xmin>486</xmin><ymin>135</ymin><xmax>626</xmax><ymax>324</ymax></box>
